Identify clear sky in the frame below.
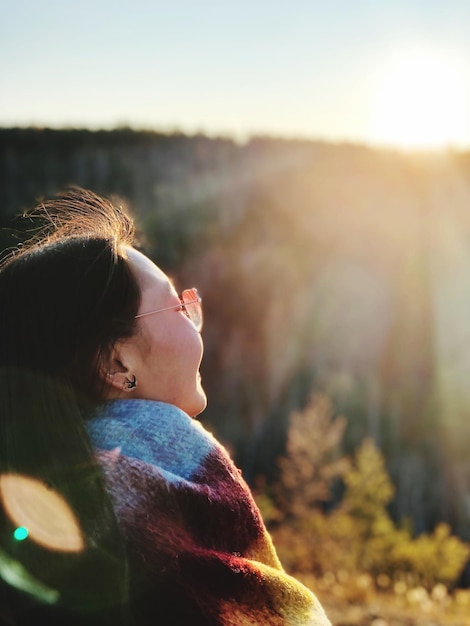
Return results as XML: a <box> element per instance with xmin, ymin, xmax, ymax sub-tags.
<box><xmin>2</xmin><ymin>0</ymin><xmax>470</xmax><ymax>149</ymax></box>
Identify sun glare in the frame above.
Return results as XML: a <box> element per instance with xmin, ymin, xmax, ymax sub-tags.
<box><xmin>369</xmin><ymin>49</ymin><xmax>468</xmax><ymax>150</ymax></box>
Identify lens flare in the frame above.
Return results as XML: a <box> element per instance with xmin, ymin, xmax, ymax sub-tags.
<box><xmin>0</xmin><ymin>473</ymin><xmax>85</xmax><ymax>553</ymax></box>
<box><xmin>0</xmin><ymin>546</ymin><xmax>59</xmax><ymax>604</ymax></box>
<box><xmin>13</xmin><ymin>526</ymin><xmax>29</xmax><ymax>541</ymax></box>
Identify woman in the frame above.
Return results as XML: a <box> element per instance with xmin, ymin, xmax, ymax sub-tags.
<box><xmin>0</xmin><ymin>189</ymin><xmax>331</xmax><ymax>625</ymax></box>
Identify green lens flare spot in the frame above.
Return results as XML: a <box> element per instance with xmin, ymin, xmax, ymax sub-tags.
<box><xmin>13</xmin><ymin>526</ymin><xmax>29</xmax><ymax>541</ymax></box>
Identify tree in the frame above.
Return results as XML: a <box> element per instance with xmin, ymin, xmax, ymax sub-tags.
<box><xmin>273</xmin><ymin>394</ymin><xmax>350</xmax><ymax>521</ymax></box>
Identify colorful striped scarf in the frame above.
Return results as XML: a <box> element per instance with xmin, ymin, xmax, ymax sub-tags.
<box><xmin>87</xmin><ymin>399</ymin><xmax>331</xmax><ymax>625</ymax></box>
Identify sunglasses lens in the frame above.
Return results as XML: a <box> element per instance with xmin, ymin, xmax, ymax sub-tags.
<box><xmin>182</xmin><ymin>288</ymin><xmax>203</xmax><ymax>331</ymax></box>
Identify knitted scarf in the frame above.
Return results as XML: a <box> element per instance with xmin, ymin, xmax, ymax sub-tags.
<box><xmin>86</xmin><ymin>399</ymin><xmax>331</xmax><ymax>625</ymax></box>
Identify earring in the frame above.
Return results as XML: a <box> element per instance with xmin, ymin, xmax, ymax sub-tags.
<box><xmin>124</xmin><ymin>375</ymin><xmax>137</xmax><ymax>390</ymax></box>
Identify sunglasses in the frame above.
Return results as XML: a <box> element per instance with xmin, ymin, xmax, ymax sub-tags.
<box><xmin>135</xmin><ymin>287</ymin><xmax>203</xmax><ymax>332</ymax></box>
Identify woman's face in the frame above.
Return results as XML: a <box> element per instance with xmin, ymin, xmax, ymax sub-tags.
<box><xmin>113</xmin><ymin>247</ymin><xmax>206</xmax><ymax>417</ymax></box>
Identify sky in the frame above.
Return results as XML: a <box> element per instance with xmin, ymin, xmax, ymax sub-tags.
<box><xmin>2</xmin><ymin>0</ymin><xmax>470</xmax><ymax>150</ymax></box>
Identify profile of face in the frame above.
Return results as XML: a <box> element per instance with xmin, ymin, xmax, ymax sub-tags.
<box><xmin>105</xmin><ymin>248</ymin><xmax>207</xmax><ymax>417</ymax></box>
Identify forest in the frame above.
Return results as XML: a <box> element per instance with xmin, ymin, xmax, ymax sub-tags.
<box><xmin>2</xmin><ymin>127</ymin><xmax>470</xmax><ymax>624</ymax></box>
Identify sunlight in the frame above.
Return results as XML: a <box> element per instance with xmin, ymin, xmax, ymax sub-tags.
<box><xmin>369</xmin><ymin>48</ymin><xmax>468</xmax><ymax>150</ymax></box>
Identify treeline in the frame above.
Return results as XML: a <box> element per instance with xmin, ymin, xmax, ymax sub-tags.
<box><xmin>2</xmin><ymin>127</ymin><xmax>470</xmax><ymax>550</ymax></box>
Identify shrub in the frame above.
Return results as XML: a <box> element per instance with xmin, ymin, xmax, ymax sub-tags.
<box><xmin>265</xmin><ymin>408</ymin><xmax>470</xmax><ymax>593</ymax></box>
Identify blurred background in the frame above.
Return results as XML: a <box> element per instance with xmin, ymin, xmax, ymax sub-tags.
<box><xmin>2</xmin><ymin>2</ymin><xmax>470</xmax><ymax>623</ymax></box>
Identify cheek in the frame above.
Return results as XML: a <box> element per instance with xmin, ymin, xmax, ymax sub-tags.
<box><xmin>140</xmin><ymin>317</ymin><xmax>203</xmax><ymax>375</ymax></box>
<box><xmin>169</xmin><ymin>332</ymin><xmax>203</xmax><ymax>371</ymax></box>
<box><xmin>145</xmin><ymin>326</ymin><xmax>196</xmax><ymax>372</ymax></box>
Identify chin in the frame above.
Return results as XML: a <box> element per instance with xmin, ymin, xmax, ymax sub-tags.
<box><xmin>188</xmin><ymin>390</ymin><xmax>207</xmax><ymax>418</ymax></box>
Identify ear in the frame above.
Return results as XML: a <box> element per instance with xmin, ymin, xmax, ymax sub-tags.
<box><xmin>100</xmin><ymin>341</ymin><xmax>138</xmax><ymax>395</ymax></box>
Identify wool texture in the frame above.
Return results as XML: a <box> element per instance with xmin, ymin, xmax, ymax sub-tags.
<box><xmin>87</xmin><ymin>399</ymin><xmax>332</xmax><ymax>625</ymax></box>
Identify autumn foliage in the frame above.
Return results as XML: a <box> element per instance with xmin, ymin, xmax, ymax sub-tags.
<box><xmin>256</xmin><ymin>394</ymin><xmax>470</xmax><ymax>600</ymax></box>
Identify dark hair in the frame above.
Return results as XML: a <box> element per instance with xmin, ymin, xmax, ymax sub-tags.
<box><xmin>0</xmin><ymin>189</ymin><xmax>141</xmax><ymax>622</ymax></box>
<box><xmin>0</xmin><ymin>187</ymin><xmax>140</xmax><ymax>400</ymax></box>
